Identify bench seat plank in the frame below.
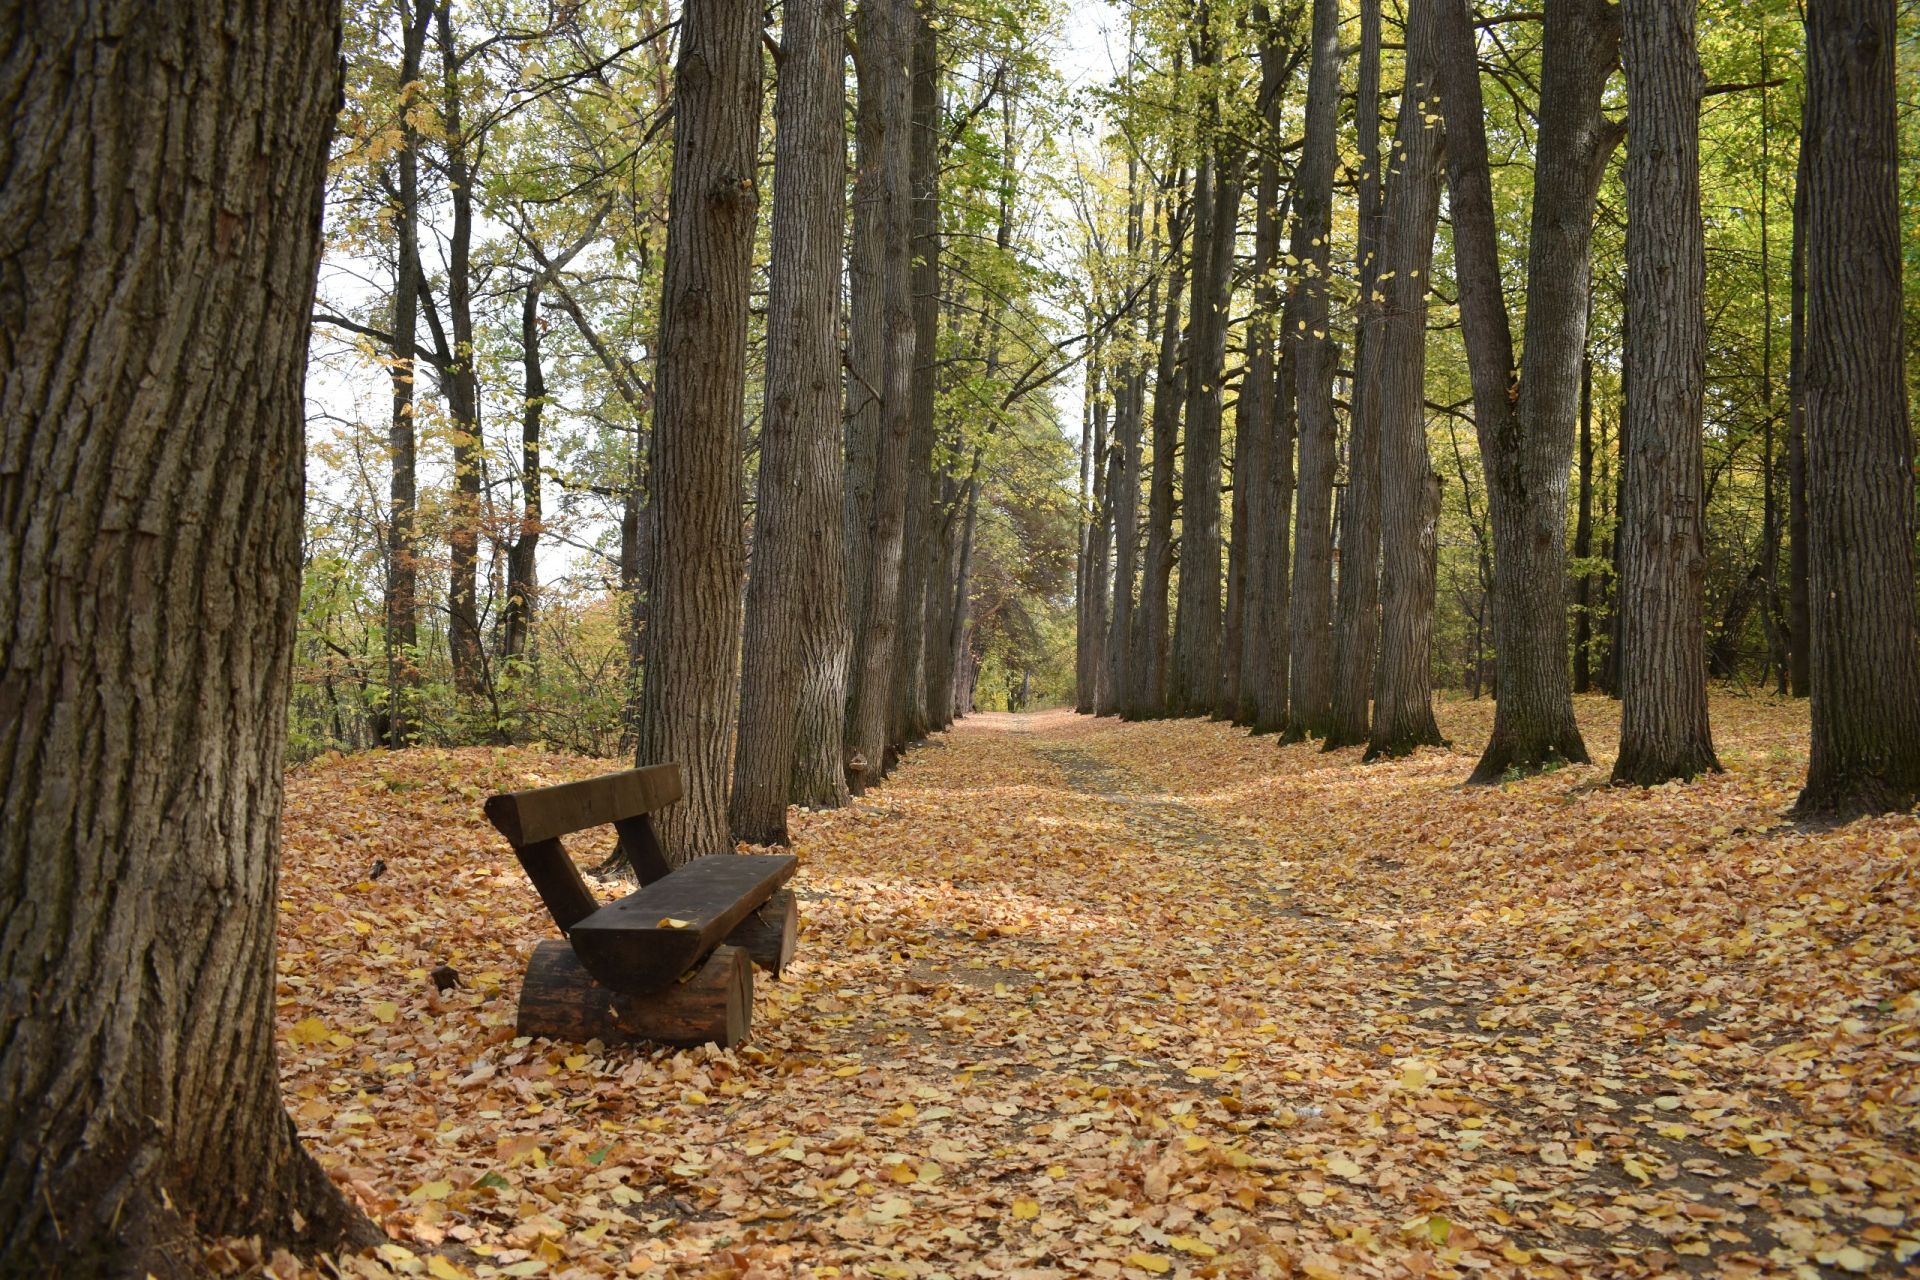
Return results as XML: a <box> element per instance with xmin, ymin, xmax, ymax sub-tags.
<box><xmin>569</xmin><ymin>854</ymin><xmax>796</xmax><ymax>993</ymax></box>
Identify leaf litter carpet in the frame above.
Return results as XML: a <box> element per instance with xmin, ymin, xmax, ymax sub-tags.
<box><xmin>252</xmin><ymin>695</ymin><xmax>1920</xmax><ymax>1280</ymax></box>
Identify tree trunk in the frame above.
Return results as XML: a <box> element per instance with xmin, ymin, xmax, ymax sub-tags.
<box><xmin>1173</xmin><ymin>148</ymin><xmax>1241</xmax><ymax>718</ymax></box>
<box><xmin>1436</xmin><ymin>0</ymin><xmax>1615</xmax><ymax>782</ymax></box>
<box><xmin>385</xmin><ymin>0</ymin><xmax>431</xmax><ymax>746</ymax></box>
<box><xmin>1284</xmin><ymin>0</ymin><xmax>1345</xmax><ymax>741</ymax></box>
<box><xmin>844</xmin><ymin>0</ymin><xmax>915</xmax><ymax>790</ymax></box>
<box><xmin>1325</xmin><ymin>0</ymin><xmax>1385</xmax><ymax>750</ymax></box>
<box><xmin>435</xmin><ymin>1</ymin><xmax>485</xmax><ymax>700</ymax></box>
<box><xmin>1795</xmin><ymin>0</ymin><xmax>1920</xmax><ymax>818</ymax></box>
<box><xmin>1786</xmin><ymin>104</ymin><xmax>1811</xmax><ymax>699</ymax></box>
<box><xmin>947</xmin><ymin>462</ymin><xmax>983</xmax><ymax>722</ymax></box>
<box><xmin>1101</xmin><ymin>162</ymin><xmax>1145</xmax><ymax>718</ymax></box>
<box><xmin>1367</xmin><ymin>0</ymin><xmax>1448</xmax><ymax>760</ymax></box>
<box><xmin>923</xmin><ymin>464</ymin><xmax>962</xmax><ymax>733</ymax></box>
<box><xmin>895</xmin><ymin>8</ymin><xmax>940</xmax><ymax>746</ymax></box>
<box><xmin>1085</xmin><ymin>358</ymin><xmax>1112</xmax><ymax>713</ymax></box>
<box><xmin>1129</xmin><ymin>184</ymin><xmax>1189</xmax><ymax>720</ymax></box>
<box><xmin>1757</xmin><ymin>28</ymin><xmax>1789</xmax><ymax>695</ymax></box>
<box><xmin>1075</xmin><ymin>356</ymin><xmax>1100</xmax><ymax>714</ymax></box>
<box><xmin>1613</xmin><ymin>0</ymin><xmax>1719</xmax><ymax>786</ymax></box>
<box><xmin>504</xmin><ymin>279</ymin><xmax>544</xmax><ymax>667</ymax></box>
<box><xmin>731</xmin><ymin>0</ymin><xmax>846</xmax><ymax>843</ymax></box>
<box><xmin>636</xmin><ymin>0</ymin><xmax>763</xmax><ymax>860</ymax></box>
<box><xmin>0</xmin><ymin>2</ymin><xmax>376</xmax><ymax>1271</ymax></box>
<box><xmin>1235</xmin><ymin>21</ymin><xmax>1286</xmax><ymax>728</ymax></box>
<box><xmin>1572</xmin><ymin>352</ymin><xmax>1594</xmax><ymax>693</ymax></box>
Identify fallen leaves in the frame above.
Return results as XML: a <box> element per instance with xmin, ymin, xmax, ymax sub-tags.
<box><xmin>242</xmin><ymin>699</ymin><xmax>1920</xmax><ymax>1279</ymax></box>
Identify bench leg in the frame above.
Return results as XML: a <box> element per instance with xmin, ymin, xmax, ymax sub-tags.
<box><xmin>723</xmin><ymin>888</ymin><xmax>799</xmax><ymax>976</ymax></box>
<box><xmin>516</xmin><ymin>939</ymin><xmax>753</xmax><ymax>1048</ymax></box>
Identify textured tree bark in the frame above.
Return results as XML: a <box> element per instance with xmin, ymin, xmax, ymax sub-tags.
<box><xmin>1284</xmin><ymin>0</ymin><xmax>1345</xmax><ymax>741</ymax></box>
<box><xmin>895</xmin><ymin>9</ymin><xmax>940</xmax><ymax>746</ymax></box>
<box><xmin>1325</xmin><ymin>0</ymin><xmax>1386</xmax><ymax>751</ymax></box>
<box><xmin>845</xmin><ymin>0</ymin><xmax>915</xmax><ymax>790</ymax></box>
<box><xmin>434</xmin><ymin>1</ymin><xmax>485</xmax><ymax>699</ymax></box>
<box><xmin>386</xmin><ymin>0</ymin><xmax>431</xmax><ymax>745</ymax></box>
<box><xmin>731</xmin><ymin>0</ymin><xmax>847</xmax><ymax>843</ymax></box>
<box><xmin>636</xmin><ymin>0</ymin><xmax>763</xmax><ymax>859</ymax></box>
<box><xmin>1613</xmin><ymin>0</ymin><xmax>1719</xmax><ymax>786</ymax></box>
<box><xmin>1367</xmin><ymin>0</ymin><xmax>1448</xmax><ymax>760</ymax></box>
<box><xmin>1795</xmin><ymin>0</ymin><xmax>1920</xmax><ymax>818</ymax></box>
<box><xmin>0</xmin><ymin>2</ymin><xmax>376</xmax><ymax>1272</ymax></box>
<box><xmin>1436</xmin><ymin>0</ymin><xmax>1615</xmax><ymax>782</ymax></box>
<box><xmin>1235</xmin><ymin>22</ymin><xmax>1284</xmax><ymax>729</ymax></box>
<box><xmin>1128</xmin><ymin>185</ymin><xmax>1189</xmax><ymax>721</ymax></box>
<box><xmin>843</xmin><ymin>3</ymin><xmax>885</xmax><ymax>710</ymax></box>
<box><xmin>1172</xmin><ymin>151</ymin><xmax>1241</xmax><ymax>718</ymax></box>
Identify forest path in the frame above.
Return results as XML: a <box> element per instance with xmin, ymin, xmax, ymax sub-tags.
<box><xmin>275</xmin><ymin>697</ymin><xmax>1918</xmax><ymax>1280</ymax></box>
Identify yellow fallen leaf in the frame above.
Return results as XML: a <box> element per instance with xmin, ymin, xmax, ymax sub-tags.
<box><xmin>1327</xmin><ymin>1156</ymin><xmax>1364</xmax><ymax>1180</ymax></box>
<box><xmin>1125</xmin><ymin>1252</ymin><xmax>1171</xmax><ymax>1275</ymax></box>
<box><xmin>658</xmin><ymin>917</ymin><xmax>691</xmax><ymax>929</ymax></box>
<box><xmin>1012</xmin><ymin>1197</ymin><xmax>1040</xmax><ymax>1220</ymax></box>
<box><xmin>371</xmin><ymin>1001</ymin><xmax>399</xmax><ymax>1024</ymax></box>
<box><xmin>1819</xmin><ymin>1246</ymin><xmax>1874</xmax><ymax>1273</ymax></box>
<box><xmin>1169</xmin><ymin>1234</ymin><xmax>1218</xmax><ymax>1258</ymax></box>
<box><xmin>288</xmin><ymin>1017</ymin><xmax>330</xmax><ymax>1045</ymax></box>
<box><xmin>428</xmin><ymin>1258</ymin><xmax>471</xmax><ymax>1280</ymax></box>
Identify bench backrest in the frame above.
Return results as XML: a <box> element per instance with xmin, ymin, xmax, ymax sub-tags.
<box><xmin>484</xmin><ymin>764</ymin><xmax>683</xmax><ymax>931</ymax></box>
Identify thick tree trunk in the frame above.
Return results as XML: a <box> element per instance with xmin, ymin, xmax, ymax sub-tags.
<box><xmin>1284</xmin><ymin>0</ymin><xmax>1345</xmax><ymax>741</ymax></box>
<box><xmin>1235</xmin><ymin>25</ymin><xmax>1285</xmax><ymax>728</ymax></box>
<box><xmin>385</xmin><ymin>0</ymin><xmax>431</xmax><ymax>745</ymax></box>
<box><xmin>1436</xmin><ymin>0</ymin><xmax>1614</xmax><ymax>782</ymax></box>
<box><xmin>1367</xmin><ymin>0</ymin><xmax>1448</xmax><ymax>760</ymax></box>
<box><xmin>845</xmin><ymin>0</ymin><xmax>915</xmax><ymax>789</ymax></box>
<box><xmin>435</xmin><ymin>1</ymin><xmax>485</xmax><ymax>700</ymax></box>
<box><xmin>843</xmin><ymin>3</ymin><xmax>885</xmax><ymax>709</ymax></box>
<box><xmin>895</xmin><ymin>9</ymin><xmax>940</xmax><ymax>746</ymax></box>
<box><xmin>1795</xmin><ymin>0</ymin><xmax>1920</xmax><ymax>818</ymax></box>
<box><xmin>0</xmin><ymin>3</ymin><xmax>375</xmax><ymax>1272</ymax></box>
<box><xmin>636</xmin><ymin>0</ymin><xmax>763</xmax><ymax>859</ymax></box>
<box><xmin>1613</xmin><ymin>0</ymin><xmax>1719</xmax><ymax>785</ymax></box>
<box><xmin>1172</xmin><ymin>155</ymin><xmax>1240</xmax><ymax>717</ymax></box>
<box><xmin>731</xmin><ymin>0</ymin><xmax>846</xmax><ymax>843</ymax></box>
<box><xmin>1129</xmin><ymin>187</ymin><xmax>1189</xmax><ymax>720</ymax></box>
<box><xmin>1325</xmin><ymin>0</ymin><xmax>1386</xmax><ymax>750</ymax></box>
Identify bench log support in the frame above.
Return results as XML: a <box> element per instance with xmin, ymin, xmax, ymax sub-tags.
<box><xmin>517</xmin><ymin>940</ymin><xmax>752</xmax><ymax>1048</ymax></box>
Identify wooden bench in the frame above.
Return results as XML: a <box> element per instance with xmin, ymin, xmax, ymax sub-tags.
<box><xmin>484</xmin><ymin>764</ymin><xmax>798</xmax><ymax>1047</ymax></box>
